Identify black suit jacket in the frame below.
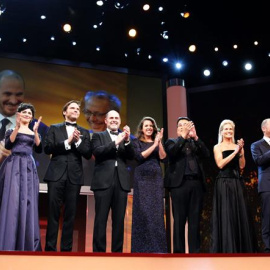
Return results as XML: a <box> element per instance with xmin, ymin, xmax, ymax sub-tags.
<box><xmin>164</xmin><ymin>136</ymin><xmax>210</xmax><ymax>189</ymax></box>
<box><xmin>43</xmin><ymin>122</ymin><xmax>92</xmax><ymax>185</ymax></box>
<box><xmin>90</xmin><ymin>130</ymin><xmax>135</xmax><ymax>192</ymax></box>
<box><xmin>251</xmin><ymin>138</ymin><xmax>270</xmax><ymax>193</ymax></box>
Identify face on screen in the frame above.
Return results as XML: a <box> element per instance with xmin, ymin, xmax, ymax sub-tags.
<box><xmin>0</xmin><ymin>77</ymin><xmax>24</xmax><ymax>117</ymax></box>
<box><xmin>84</xmin><ymin>97</ymin><xmax>110</xmax><ymax>132</ymax></box>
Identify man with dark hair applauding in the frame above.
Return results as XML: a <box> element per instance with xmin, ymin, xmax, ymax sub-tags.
<box><xmin>44</xmin><ymin>100</ymin><xmax>92</xmax><ymax>252</ymax></box>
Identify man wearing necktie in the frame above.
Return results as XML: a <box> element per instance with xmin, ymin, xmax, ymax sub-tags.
<box><xmin>43</xmin><ymin>100</ymin><xmax>92</xmax><ymax>252</ymax></box>
<box><xmin>91</xmin><ymin>110</ymin><xmax>134</xmax><ymax>252</ymax></box>
<box><xmin>0</xmin><ymin>69</ymin><xmax>49</xmax><ymax>179</ymax></box>
<box><xmin>0</xmin><ymin>70</ymin><xmax>25</xmax><ymax>160</ymax></box>
<box><xmin>251</xmin><ymin>118</ymin><xmax>270</xmax><ymax>252</ymax></box>
<box><xmin>164</xmin><ymin>117</ymin><xmax>209</xmax><ymax>253</ymax></box>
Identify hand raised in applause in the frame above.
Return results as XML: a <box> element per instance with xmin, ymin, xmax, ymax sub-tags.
<box><xmin>115</xmin><ymin>125</ymin><xmax>131</xmax><ymax>145</ymax></box>
<box><xmin>154</xmin><ymin>128</ymin><xmax>164</xmax><ymax>146</ymax></box>
<box><xmin>33</xmin><ymin>116</ymin><xmax>42</xmax><ymax>133</ymax></box>
<box><xmin>14</xmin><ymin>112</ymin><xmax>21</xmax><ymax>129</ymax></box>
<box><xmin>189</xmin><ymin>123</ymin><xmax>199</xmax><ymax>141</ymax></box>
<box><xmin>236</xmin><ymin>138</ymin><xmax>244</xmax><ymax>155</ymax></box>
<box><xmin>67</xmin><ymin>128</ymin><xmax>81</xmax><ymax>145</ymax></box>
<box><xmin>0</xmin><ymin>141</ymin><xmax>11</xmax><ymax>162</ymax></box>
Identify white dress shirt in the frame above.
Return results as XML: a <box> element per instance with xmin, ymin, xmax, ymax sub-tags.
<box><xmin>64</xmin><ymin>124</ymin><xmax>82</xmax><ymax>150</ymax></box>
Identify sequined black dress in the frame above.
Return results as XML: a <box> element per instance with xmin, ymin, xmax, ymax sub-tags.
<box><xmin>131</xmin><ymin>139</ymin><xmax>167</xmax><ymax>253</ymax></box>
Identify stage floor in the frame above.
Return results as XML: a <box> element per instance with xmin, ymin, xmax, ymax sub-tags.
<box><xmin>1</xmin><ymin>252</ymin><xmax>270</xmax><ymax>270</ymax></box>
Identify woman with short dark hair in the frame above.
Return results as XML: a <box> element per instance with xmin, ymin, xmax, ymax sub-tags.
<box><xmin>0</xmin><ymin>103</ymin><xmax>42</xmax><ymax>251</ymax></box>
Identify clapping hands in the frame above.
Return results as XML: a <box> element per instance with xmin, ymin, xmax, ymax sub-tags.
<box><xmin>234</xmin><ymin>138</ymin><xmax>244</xmax><ymax>155</ymax></box>
<box><xmin>33</xmin><ymin>116</ymin><xmax>42</xmax><ymax>133</ymax></box>
<box><xmin>154</xmin><ymin>128</ymin><xmax>164</xmax><ymax>146</ymax></box>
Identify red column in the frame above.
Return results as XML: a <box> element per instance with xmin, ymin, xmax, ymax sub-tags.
<box><xmin>166</xmin><ymin>78</ymin><xmax>187</xmax><ymax>138</ymax></box>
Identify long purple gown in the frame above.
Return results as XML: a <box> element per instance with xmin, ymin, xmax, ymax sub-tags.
<box><xmin>131</xmin><ymin>139</ymin><xmax>167</xmax><ymax>253</ymax></box>
<box><xmin>0</xmin><ymin>129</ymin><xmax>42</xmax><ymax>251</ymax></box>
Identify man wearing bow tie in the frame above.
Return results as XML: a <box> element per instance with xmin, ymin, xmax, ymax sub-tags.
<box><xmin>91</xmin><ymin>110</ymin><xmax>134</xmax><ymax>252</ymax></box>
<box><xmin>44</xmin><ymin>100</ymin><xmax>92</xmax><ymax>252</ymax></box>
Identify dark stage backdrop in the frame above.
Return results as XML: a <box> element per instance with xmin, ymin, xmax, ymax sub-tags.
<box><xmin>188</xmin><ymin>77</ymin><xmax>270</xmax><ymax>252</ymax></box>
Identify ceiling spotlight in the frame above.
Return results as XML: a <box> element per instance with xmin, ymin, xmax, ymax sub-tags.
<box><xmin>50</xmin><ymin>36</ymin><xmax>55</xmax><ymax>41</ymax></box>
<box><xmin>161</xmin><ymin>31</ymin><xmax>169</xmax><ymax>39</ymax></box>
<box><xmin>128</xmin><ymin>28</ymin><xmax>137</xmax><ymax>38</ymax></box>
<box><xmin>233</xmin><ymin>44</ymin><xmax>238</xmax><ymax>49</ymax></box>
<box><xmin>162</xmin><ymin>57</ymin><xmax>168</xmax><ymax>63</ymax></box>
<box><xmin>222</xmin><ymin>60</ymin><xmax>228</xmax><ymax>66</ymax></box>
<box><xmin>244</xmin><ymin>62</ymin><xmax>252</xmax><ymax>71</ymax></box>
<box><xmin>0</xmin><ymin>38</ymin><xmax>2</xmax><ymax>42</ymax></box>
<box><xmin>203</xmin><ymin>69</ymin><xmax>211</xmax><ymax>77</ymax></box>
<box><xmin>93</xmin><ymin>24</ymin><xmax>98</xmax><ymax>29</ymax></box>
<box><xmin>72</xmin><ymin>41</ymin><xmax>77</xmax><ymax>46</ymax></box>
<box><xmin>96</xmin><ymin>1</ymin><xmax>104</xmax><ymax>6</ymax></box>
<box><xmin>214</xmin><ymin>47</ymin><xmax>219</xmax><ymax>52</ymax></box>
<box><xmin>22</xmin><ymin>38</ymin><xmax>27</xmax><ymax>43</ymax></box>
<box><xmin>0</xmin><ymin>5</ymin><xmax>6</xmax><ymax>16</ymax></box>
<box><xmin>96</xmin><ymin>46</ymin><xmax>101</xmax><ymax>51</ymax></box>
<box><xmin>158</xmin><ymin>7</ymin><xmax>163</xmax><ymax>12</ymax></box>
<box><xmin>40</xmin><ymin>15</ymin><xmax>46</xmax><ymax>20</ymax></box>
<box><xmin>148</xmin><ymin>55</ymin><xmax>152</xmax><ymax>59</ymax></box>
<box><xmin>254</xmin><ymin>41</ymin><xmax>258</xmax><ymax>46</ymax></box>
<box><xmin>114</xmin><ymin>1</ymin><xmax>129</xmax><ymax>9</ymax></box>
<box><xmin>63</xmin><ymin>23</ymin><xmax>72</xmax><ymax>33</ymax></box>
<box><xmin>124</xmin><ymin>53</ymin><xmax>128</xmax><ymax>57</ymax></box>
<box><xmin>143</xmin><ymin>4</ymin><xmax>150</xmax><ymax>11</ymax></box>
<box><xmin>189</xmin><ymin>45</ymin><xmax>196</xmax><ymax>52</ymax></box>
<box><xmin>180</xmin><ymin>12</ymin><xmax>190</xmax><ymax>18</ymax></box>
<box><xmin>180</xmin><ymin>5</ymin><xmax>190</xmax><ymax>18</ymax></box>
<box><xmin>175</xmin><ymin>62</ymin><xmax>182</xmax><ymax>69</ymax></box>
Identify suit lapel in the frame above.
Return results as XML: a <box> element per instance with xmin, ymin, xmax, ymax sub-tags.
<box><xmin>60</xmin><ymin>122</ymin><xmax>68</xmax><ymax>139</ymax></box>
<box><xmin>105</xmin><ymin>130</ymin><xmax>113</xmax><ymax>142</ymax></box>
<box><xmin>261</xmin><ymin>138</ymin><xmax>270</xmax><ymax>149</ymax></box>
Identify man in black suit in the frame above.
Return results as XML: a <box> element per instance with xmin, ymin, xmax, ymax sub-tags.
<box><xmin>251</xmin><ymin>118</ymin><xmax>270</xmax><ymax>252</ymax></box>
<box><xmin>44</xmin><ymin>100</ymin><xmax>92</xmax><ymax>252</ymax></box>
<box><xmin>164</xmin><ymin>117</ymin><xmax>209</xmax><ymax>253</ymax></box>
<box><xmin>91</xmin><ymin>110</ymin><xmax>134</xmax><ymax>252</ymax></box>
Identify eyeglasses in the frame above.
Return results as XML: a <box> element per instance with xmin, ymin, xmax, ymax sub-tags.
<box><xmin>83</xmin><ymin>109</ymin><xmax>107</xmax><ymax>118</ymax></box>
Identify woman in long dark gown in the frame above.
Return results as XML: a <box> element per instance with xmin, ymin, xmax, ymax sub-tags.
<box><xmin>211</xmin><ymin>119</ymin><xmax>256</xmax><ymax>253</ymax></box>
<box><xmin>0</xmin><ymin>103</ymin><xmax>42</xmax><ymax>251</ymax></box>
<box><xmin>131</xmin><ymin>116</ymin><xmax>167</xmax><ymax>253</ymax></box>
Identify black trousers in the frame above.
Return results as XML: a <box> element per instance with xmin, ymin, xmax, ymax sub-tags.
<box><xmin>93</xmin><ymin>168</ymin><xmax>128</xmax><ymax>252</ymax></box>
<box><xmin>260</xmin><ymin>191</ymin><xmax>270</xmax><ymax>252</ymax></box>
<box><xmin>45</xmin><ymin>174</ymin><xmax>81</xmax><ymax>252</ymax></box>
<box><xmin>170</xmin><ymin>179</ymin><xmax>204</xmax><ymax>253</ymax></box>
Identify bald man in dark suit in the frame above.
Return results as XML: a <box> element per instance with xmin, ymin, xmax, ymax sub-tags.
<box><xmin>91</xmin><ymin>110</ymin><xmax>134</xmax><ymax>252</ymax></box>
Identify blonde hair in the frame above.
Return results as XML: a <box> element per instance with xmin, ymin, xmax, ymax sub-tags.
<box><xmin>218</xmin><ymin>119</ymin><xmax>235</xmax><ymax>143</ymax></box>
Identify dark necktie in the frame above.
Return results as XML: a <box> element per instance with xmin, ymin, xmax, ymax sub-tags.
<box><xmin>65</xmin><ymin>122</ymin><xmax>77</xmax><ymax>127</ymax></box>
<box><xmin>0</xmin><ymin>118</ymin><xmax>10</xmax><ymax>141</ymax></box>
<box><xmin>110</xmin><ymin>130</ymin><xmax>119</xmax><ymax>135</ymax></box>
